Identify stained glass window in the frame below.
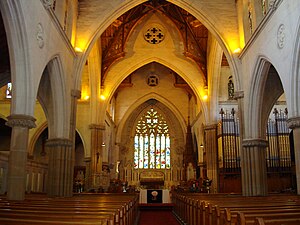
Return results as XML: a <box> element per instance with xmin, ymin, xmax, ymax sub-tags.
<box><xmin>6</xmin><ymin>83</ymin><xmax>12</xmax><ymax>99</ymax></box>
<box><xmin>228</xmin><ymin>76</ymin><xmax>234</xmax><ymax>100</ymax></box>
<box><xmin>134</xmin><ymin>108</ymin><xmax>171</xmax><ymax>169</ymax></box>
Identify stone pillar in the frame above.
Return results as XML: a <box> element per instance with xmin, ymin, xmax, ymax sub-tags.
<box><xmin>234</xmin><ymin>91</ymin><xmax>245</xmax><ymax>140</ymax></box>
<box><xmin>241</xmin><ymin>139</ymin><xmax>268</xmax><ymax>196</ymax></box>
<box><xmin>287</xmin><ymin>117</ymin><xmax>300</xmax><ymax>195</ymax></box>
<box><xmin>204</xmin><ymin>123</ymin><xmax>218</xmax><ymax>193</ymax></box>
<box><xmin>46</xmin><ymin>138</ymin><xmax>73</xmax><ymax>197</ymax></box>
<box><xmin>234</xmin><ymin>91</ymin><xmax>246</xmax><ymax>194</ymax></box>
<box><xmin>69</xmin><ymin>89</ymin><xmax>81</xmax><ymax>193</ymax></box>
<box><xmin>89</xmin><ymin>124</ymin><xmax>105</xmax><ymax>188</ymax></box>
<box><xmin>6</xmin><ymin>114</ymin><xmax>36</xmax><ymax>200</ymax></box>
<box><xmin>84</xmin><ymin>157</ymin><xmax>91</xmax><ymax>190</ymax></box>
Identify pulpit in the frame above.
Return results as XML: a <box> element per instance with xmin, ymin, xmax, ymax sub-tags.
<box><xmin>139</xmin><ymin>189</ymin><xmax>171</xmax><ymax>204</ymax></box>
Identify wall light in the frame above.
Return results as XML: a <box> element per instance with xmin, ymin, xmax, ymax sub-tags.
<box><xmin>75</xmin><ymin>47</ymin><xmax>83</xmax><ymax>53</ymax></box>
<box><xmin>202</xmin><ymin>85</ymin><xmax>208</xmax><ymax>101</ymax></box>
<box><xmin>100</xmin><ymin>94</ymin><xmax>106</xmax><ymax>100</ymax></box>
<box><xmin>233</xmin><ymin>48</ymin><xmax>241</xmax><ymax>54</ymax></box>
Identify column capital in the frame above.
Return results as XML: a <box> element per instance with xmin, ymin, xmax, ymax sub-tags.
<box><xmin>89</xmin><ymin>124</ymin><xmax>105</xmax><ymax>130</ymax></box>
<box><xmin>286</xmin><ymin>116</ymin><xmax>300</xmax><ymax>129</ymax></box>
<box><xmin>45</xmin><ymin>138</ymin><xmax>72</xmax><ymax>147</ymax></box>
<box><xmin>204</xmin><ymin>123</ymin><xmax>218</xmax><ymax>130</ymax></box>
<box><xmin>6</xmin><ymin>114</ymin><xmax>36</xmax><ymax>129</ymax></box>
<box><xmin>84</xmin><ymin>157</ymin><xmax>92</xmax><ymax>162</ymax></box>
<box><xmin>234</xmin><ymin>90</ymin><xmax>244</xmax><ymax>100</ymax></box>
<box><xmin>242</xmin><ymin>138</ymin><xmax>268</xmax><ymax>147</ymax></box>
<box><xmin>71</xmin><ymin>89</ymin><xmax>81</xmax><ymax>99</ymax></box>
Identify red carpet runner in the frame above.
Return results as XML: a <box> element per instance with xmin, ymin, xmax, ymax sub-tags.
<box><xmin>138</xmin><ymin>209</ymin><xmax>180</xmax><ymax>225</ymax></box>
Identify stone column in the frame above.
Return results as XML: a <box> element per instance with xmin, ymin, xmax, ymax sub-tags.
<box><xmin>204</xmin><ymin>123</ymin><xmax>218</xmax><ymax>193</ymax></box>
<box><xmin>234</xmin><ymin>91</ymin><xmax>246</xmax><ymax>194</ymax></box>
<box><xmin>287</xmin><ymin>116</ymin><xmax>300</xmax><ymax>195</ymax></box>
<box><xmin>234</xmin><ymin>91</ymin><xmax>245</xmax><ymax>140</ymax></box>
<box><xmin>84</xmin><ymin>157</ymin><xmax>91</xmax><ymax>190</ymax></box>
<box><xmin>89</xmin><ymin>124</ymin><xmax>105</xmax><ymax>188</ymax></box>
<box><xmin>69</xmin><ymin>89</ymin><xmax>81</xmax><ymax>193</ymax></box>
<box><xmin>6</xmin><ymin>114</ymin><xmax>36</xmax><ymax>200</ymax></box>
<box><xmin>46</xmin><ymin>138</ymin><xmax>73</xmax><ymax>197</ymax></box>
<box><xmin>241</xmin><ymin>139</ymin><xmax>268</xmax><ymax>196</ymax></box>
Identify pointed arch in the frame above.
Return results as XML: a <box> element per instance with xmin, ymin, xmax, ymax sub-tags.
<box><xmin>247</xmin><ymin>56</ymin><xmax>284</xmax><ymax>138</ymax></box>
<box><xmin>100</xmin><ymin>57</ymin><xmax>208</xmax><ymax>125</ymax></box>
<box><xmin>0</xmin><ymin>0</ymin><xmax>34</xmax><ymax>115</ymax></box>
<box><xmin>74</xmin><ymin>0</ymin><xmax>240</xmax><ymax>94</ymax></box>
<box><xmin>37</xmin><ymin>56</ymin><xmax>69</xmax><ymax>139</ymax></box>
<box><xmin>116</xmin><ymin>92</ymin><xmax>186</xmax><ymax>145</ymax></box>
<box><xmin>117</xmin><ymin>98</ymin><xmax>186</xmax><ymax>157</ymax></box>
<box><xmin>289</xmin><ymin>16</ymin><xmax>300</xmax><ymax>117</ymax></box>
<box><xmin>28</xmin><ymin>122</ymin><xmax>48</xmax><ymax>156</ymax></box>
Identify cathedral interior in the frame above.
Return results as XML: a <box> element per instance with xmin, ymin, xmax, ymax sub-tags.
<box><xmin>0</xmin><ymin>0</ymin><xmax>299</xmax><ymax>203</ymax></box>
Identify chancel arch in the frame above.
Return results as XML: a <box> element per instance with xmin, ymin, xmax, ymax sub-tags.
<box><xmin>74</xmin><ymin>0</ymin><xmax>240</xmax><ymax>95</ymax></box>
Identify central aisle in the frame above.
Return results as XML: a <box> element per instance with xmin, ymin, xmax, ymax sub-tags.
<box><xmin>138</xmin><ymin>208</ymin><xmax>180</xmax><ymax>225</ymax></box>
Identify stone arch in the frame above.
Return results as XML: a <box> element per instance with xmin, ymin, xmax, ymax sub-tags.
<box><xmin>116</xmin><ymin>92</ymin><xmax>186</xmax><ymax>145</ymax></box>
<box><xmin>247</xmin><ymin>56</ymin><xmax>284</xmax><ymax>138</ymax></box>
<box><xmin>101</xmin><ymin>57</ymin><xmax>208</xmax><ymax>125</ymax></box>
<box><xmin>28</xmin><ymin>122</ymin><xmax>48</xmax><ymax>156</ymax></box>
<box><xmin>289</xmin><ymin>17</ymin><xmax>300</xmax><ymax>118</ymax></box>
<box><xmin>118</xmin><ymin>98</ymin><xmax>185</xmax><ymax>157</ymax></box>
<box><xmin>0</xmin><ymin>116</ymin><xmax>11</xmax><ymax>151</ymax></box>
<box><xmin>0</xmin><ymin>10</ymin><xmax>10</xmax><ymax>88</ymax></box>
<box><xmin>37</xmin><ymin>56</ymin><xmax>69</xmax><ymax>139</ymax></box>
<box><xmin>75</xmin><ymin>128</ymin><xmax>87</xmax><ymax>158</ymax></box>
<box><xmin>0</xmin><ymin>0</ymin><xmax>35</xmax><ymax>115</ymax></box>
<box><xmin>74</xmin><ymin>0</ymin><xmax>240</xmax><ymax>93</ymax></box>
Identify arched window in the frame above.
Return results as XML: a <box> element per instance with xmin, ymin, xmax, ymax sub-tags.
<box><xmin>6</xmin><ymin>82</ymin><xmax>12</xmax><ymax>99</ymax></box>
<box><xmin>134</xmin><ymin>108</ymin><xmax>171</xmax><ymax>169</ymax></box>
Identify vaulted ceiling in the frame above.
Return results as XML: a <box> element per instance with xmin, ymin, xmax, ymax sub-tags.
<box><xmin>100</xmin><ymin>0</ymin><xmax>209</xmax><ymax>84</ymax></box>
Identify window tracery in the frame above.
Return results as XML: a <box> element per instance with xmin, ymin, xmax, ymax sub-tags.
<box><xmin>134</xmin><ymin>108</ymin><xmax>171</xmax><ymax>169</ymax></box>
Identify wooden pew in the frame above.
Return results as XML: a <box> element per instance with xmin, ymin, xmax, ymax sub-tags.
<box><xmin>254</xmin><ymin>217</ymin><xmax>300</xmax><ymax>225</ymax></box>
<box><xmin>0</xmin><ymin>193</ymin><xmax>139</xmax><ymax>225</ymax></box>
<box><xmin>237</xmin><ymin>211</ymin><xmax>300</xmax><ymax>225</ymax></box>
<box><xmin>223</xmin><ymin>206</ymin><xmax>300</xmax><ymax>225</ymax></box>
<box><xmin>172</xmin><ymin>192</ymin><xmax>300</xmax><ymax>225</ymax></box>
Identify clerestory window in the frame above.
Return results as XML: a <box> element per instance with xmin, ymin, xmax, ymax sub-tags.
<box><xmin>6</xmin><ymin>83</ymin><xmax>12</xmax><ymax>99</ymax></box>
<box><xmin>134</xmin><ymin>108</ymin><xmax>171</xmax><ymax>169</ymax></box>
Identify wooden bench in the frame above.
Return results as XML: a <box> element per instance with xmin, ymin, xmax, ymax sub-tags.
<box><xmin>0</xmin><ymin>193</ymin><xmax>139</xmax><ymax>225</ymax></box>
<box><xmin>254</xmin><ymin>217</ymin><xmax>300</xmax><ymax>225</ymax></box>
<box><xmin>222</xmin><ymin>205</ymin><xmax>300</xmax><ymax>225</ymax></box>
<box><xmin>171</xmin><ymin>192</ymin><xmax>300</xmax><ymax>225</ymax></box>
<box><xmin>236</xmin><ymin>211</ymin><xmax>300</xmax><ymax>225</ymax></box>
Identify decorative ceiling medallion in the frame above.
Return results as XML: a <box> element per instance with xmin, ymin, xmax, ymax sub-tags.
<box><xmin>36</xmin><ymin>23</ymin><xmax>44</xmax><ymax>49</ymax></box>
<box><xmin>144</xmin><ymin>27</ymin><xmax>165</xmax><ymax>44</ymax></box>
<box><xmin>277</xmin><ymin>24</ymin><xmax>285</xmax><ymax>49</ymax></box>
<box><xmin>43</xmin><ymin>0</ymin><xmax>53</xmax><ymax>9</ymax></box>
<box><xmin>147</xmin><ymin>74</ymin><xmax>159</xmax><ymax>86</ymax></box>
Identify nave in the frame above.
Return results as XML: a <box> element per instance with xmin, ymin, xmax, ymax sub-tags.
<box><xmin>1</xmin><ymin>191</ymin><xmax>300</xmax><ymax>225</ymax></box>
<box><xmin>138</xmin><ymin>205</ymin><xmax>180</xmax><ymax>225</ymax></box>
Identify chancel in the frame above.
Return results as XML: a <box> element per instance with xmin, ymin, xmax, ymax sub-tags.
<box><xmin>0</xmin><ymin>0</ymin><xmax>300</xmax><ymax>224</ymax></box>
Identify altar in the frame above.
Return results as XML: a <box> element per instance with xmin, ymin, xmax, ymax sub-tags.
<box><xmin>139</xmin><ymin>189</ymin><xmax>171</xmax><ymax>204</ymax></box>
